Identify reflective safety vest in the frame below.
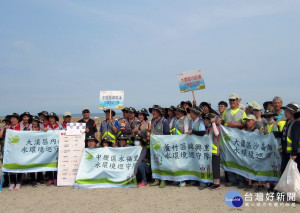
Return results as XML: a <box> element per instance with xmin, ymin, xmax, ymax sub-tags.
<box><xmin>281</xmin><ymin>121</ymin><xmax>294</xmax><ymax>153</ymax></box>
<box><xmin>261</xmin><ymin>121</ymin><xmax>278</xmax><ymax>135</ymax></box>
<box><xmin>170</xmin><ymin>117</ymin><xmax>188</xmax><ymax>135</ymax></box>
<box><xmin>223</xmin><ymin>108</ymin><xmax>245</xmax><ymax>126</ymax></box>
<box><xmin>151</xmin><ymin>117</ymin><xmax>166</xmax><ymax>135</ymax></box>
<box><xmin>286</xmin><ymin>121</ymin><xmax>295</xmax><ymax>153</ymax></box>
<box><xmin>101</xmin><ymin>119</ymin><xmax>117</xmax><ymax>143</ymax></box>
<box><xmin>278</xmin><ymin>120</ymin><xmax>286</xmax><ymax>132</ymax></box>
<box><xmin>207</xmin><ymin>126</ymin><xmax>220</xmax><ymax>155</ymax></box>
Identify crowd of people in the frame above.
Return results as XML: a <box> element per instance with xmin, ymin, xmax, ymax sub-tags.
<box><xmin>0</xmin><ymin>93</ymin><xmax>300</xmax><ymax>193</ymax></box>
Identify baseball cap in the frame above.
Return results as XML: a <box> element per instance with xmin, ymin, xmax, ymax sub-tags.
<box><xmin>243</xmin><ymin>114</ymin><xmax>257</xmax><ymax>121</ymax></box>
<box><xmin>229</xmin><ymin>93</ymin><xmax>239</xmax><ymax>100</ymax></box>
<box><xmin>64</xmin><ymin>112</ymin><xmax>72</xmax><ymax>117</ymax></box>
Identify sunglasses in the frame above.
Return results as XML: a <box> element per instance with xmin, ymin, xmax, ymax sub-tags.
<box><xmin>229</xmin><ymin>99</ymin><xmax>238</xmax><ymax>102</ymax></box>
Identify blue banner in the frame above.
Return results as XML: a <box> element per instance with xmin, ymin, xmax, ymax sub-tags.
<box><xmin>2</xmin><ymin>129</ymin><xmax>60</xmax><ymax>173</ymax></box>
<box><xmin>150</xmin><ymin>135</ymin><xmax>213</xmax><ymax>182</ymax></box>
<box><xmin>74</xmin><ymin>146</ymin><xmax>142</xmax><ymax>189</ymax></box>
<box><xmin>219</xmin><ymin>126</ymin><xmax>281</xmax><ymax>181</ymax></box>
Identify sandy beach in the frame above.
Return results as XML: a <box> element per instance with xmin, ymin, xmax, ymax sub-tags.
<box><xmin>0</xmin><ymin>179</ymin><xmax>299</xmax><ymax>213</ymax></box>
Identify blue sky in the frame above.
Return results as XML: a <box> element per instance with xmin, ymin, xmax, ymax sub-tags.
<box><xmin>0</xmin><ymin>0</ymin><xmax>299</xmax><ymax>116</ymax></box>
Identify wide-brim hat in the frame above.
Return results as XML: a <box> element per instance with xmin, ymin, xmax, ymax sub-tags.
<box><xmin>203</xmin><ymin>113</ymin><xmax>215</xmax><ymax>120</ymax></box>
<box><xmin>243</xmin><ymin>114</ymin><xmax>257</xmax><ymax>121</ymax></box>
<box><xmin>127</xmin><ymin>107</ymin><xmax>136</xmax><ymax>113</ymax></box>
<box><xmin>118</xmin><ymin>134</ymin><xmax>128</xmax><ymax>141</ymax></box>
<box><xmin>2</xmin><ymin>115</ymin><xmax>10</xmax><ymax>123</ymax></box>
<box><xmin>180</xmin><ymin>101</ymin><xmax>192</xmax><ymax>108</ymax></box>
<box><xmin>263</xmin><ymin>101</ymin><xmax>273</xmax><ymax>110</ymax></box>
<box><xmin>103</xmin><ymin>109</ymin><xmax>116</xmax><ymax>117</ymax></box>
<box><xmin>187</xmin><ymin>106</ymin><xmax>202</xmax><ymax>115</ymax></box>
<box><xmin>86</xmin><ymin>135</ymin><xmax>98</xmax><ymax>144</ymax></box>
<box><xmin>281</xmin><ymin>103</ymin><xmax>300</xmax><ymax>114</ymax></box>
<box><xmin>20</xmin><ymin>112</ymin><xmax>33</xmax><ymax>121</ymax></box>
<box><xmin>47</xmin><ymin>112</ymin><xmax>59</xmax><ymax>122</ymax></box>
<box><xmin>137</xmin><ymin>108</ymin><xmax>149</xmax><ymax>116</ymax></box>
<box><xmin>199</xmin><ymin>102</ymin><xmax>219</xmax><ymax>115</ymax></box>
<box><xmin>149</xmin><ymin>105</ymin><xmax>164</xmax><ymax>115</ymax></box>
<box><xmin>261</xmin><ymin>110</ymin><xmax>276</xmax><ymax>118</ymax></box>
<box><xmin>38</xmin><ymin>111</ymin><xmax>49</xmax><ymax>117</ymax></box>
<box><xmin>175</xmin><ymin>104</ymin><xmax>187</xmax><ymax>115</ymax></box>
<box><xmin>121</xmin><ymin>107</ymin><xmax>129</xmax><ymax>112</ymax></box>
<box><xmin>8</xmin><ymin>113</ymin><xmax>20</xmax><ymax>121</ymax></box>
<box><xmin>31</xmin><ymin>116</ymin><xmax>41</xmax><ymax>123</ymax></box>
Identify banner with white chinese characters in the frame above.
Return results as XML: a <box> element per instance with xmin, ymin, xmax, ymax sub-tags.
<box><xmin>219</xmin><ymin>126</ymin><xmax>281</xmax><ymax>181</ymax></box>
<box><xmin>57</xmin><ymin>132</ymin><xmax>85</xmax><ymax>186</ymax></box>
<box><xmin>2</xmin><ymin>129</ymin><xmax>60</xmax><ymax>173</ymax></box>
<box><xmin>74</xmin><ymin>146</ymin><xmax>142</xmax><ymax>189</ymax></box>
<box><xmin>177</xmin><ymin>69</ymin><xmax>205</xmax><ymax>93</ymax></box>
<box><xmin>150</xmin><ymin>135</ymin><xmax>213</xmax><ymax>182</ymax></box>
<box><xmin>99</xmin><ymin>90</ymin><xmax>124</xmax><ymax>110</ymax></box>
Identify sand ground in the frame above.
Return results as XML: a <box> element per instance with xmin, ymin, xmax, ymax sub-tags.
<box><xmin>0</xmin><ymin>181</ymin><xmax>299</xmax><ymax>213</ymax></box>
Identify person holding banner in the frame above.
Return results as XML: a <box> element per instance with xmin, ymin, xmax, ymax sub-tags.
<box><xmin>20</xmin><ymin>112</ymin><xmax>32</xmax><ymax>131</ymax></box>
<box><xmin>149</xmin><ymin>105</ymin><xmax>170</xmax><ymax>188</ymax></box>
<box><xmin>29</xmin><ymin>116</ymin><xmax>44</xmax><ymax>187</ymax></box>
<box><xmin>187</xmin><ymin>106</ymin><xmax>206</xmax><ymax>187</ymax></box>
<box><xmin>242</xmin><ymin>115</ymin><xmax>265</xmax><ymax>192</ymax></box>
<box><xmin>134</xmin><ymin>135</ymin><xmax>151</xmax><ymax>188</ymax></box>
<box><xmin>203</xmin><ymin>113</ymin><xmax>221</xmax><ymax>190</ymax></box>
<box><xmin>222</xmin><ymin>93</ymin><xmax>247</xmax><ymax>188</ymax></box>
<box><xmin>44</xmin><ymin>112</ymin><xmax>62</xmax><ymax>186</ymax></box>
<box><xmin>6</xmin><ymin>113</ymin><xmax>22</xmax><ymax>190</ymax></box>
<box><xmin>170</xmin><ymin>105</ymin><xmax>190</xmax><ymax>187</ymax></box>
<box><xmin>99</xmin><ymin>109</ymin><xmax>119</xmax><ymax>147</ymax></box>
<box><xmin>0</xmin><ymin>115</ymin><xmax>11</xmax><ymax>188</ymax></box>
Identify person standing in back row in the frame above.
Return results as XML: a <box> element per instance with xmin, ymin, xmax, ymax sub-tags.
<box><xmin>78</xmin><ymin>108</ymin><xmax>98</xmax><ymax>147</ymax></box>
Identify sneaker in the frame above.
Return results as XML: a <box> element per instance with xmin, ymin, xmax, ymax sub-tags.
<box><xmin>267</xmin><ymin>184</ymin><xmax>275</xmax><ymax>192</ymax></box>
<box><xmin>244</xmin><ymin>184</ymin><xmax>253</xmax><ymax>191</ymax></box>
<box><xmin>47</xmin><ymin>180</ymin><xmax>53</xmax><ymax>186</ymax></box>
<box><xmin>137</xmin><ymin>181</ymin><xmax>147</xmax><ymax>188</ymax></box>
<box><xmin>14</xmin><ymin>184</ymin><xmax>21</xmax><ymax>191</ymax></box>
<box><xmin>255</xmin><ymin>185</ymin><xmax>264</xmax><ymax>192</ymax></box>
<box><xmin>159</xmin><ymin>180</ymin><xmax>166</xmax><ymax>188</ymax></box>
<box><xmin>225</xmin><ymin>182</ymin><xmax>238</xmax><ymax>187</ymax></box>
<box><xmin>199</xmin><ymin>183</ymin><xmax>207</xmax><ymax>190</ymax></box>
<box><xmin>150</xmin><ymin>179</ymin><xmax>160</xmax><ymax>186</ymax></box>
<box><xmin>32</xmin><ymin>182</ymin><xmax>38</xmax><ymax>188</ymax></box>
<box><xmin>238</xmin><ymin>182</ymin><xmax>246</xmax><ymax>189</ymax></box>
<box><xmin>54</xmin><ymin>179</ymin><xmax>57</xmax><ymax>186</ymax></box>
<box><xmin>210</xmin><ymin>184</ymin><xmax>221</xmax><ymax>191</ymax></box>
<box><xmin>179</xmin><ymin>181</ymin><xmax>186</xmax><ymax>187</ymax></box>
<box><xmin>8</xmin><ymin>184</ymin><xmax>15</xmax><ymax>191</ymax></box>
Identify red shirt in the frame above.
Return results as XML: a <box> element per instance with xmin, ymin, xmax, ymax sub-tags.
<box><xmin>45</xmin><ymin>123</ymin><xmax>59</xmax><ymax>130</ymax></box>
<box><xmin>9</xmin><ymin>123</ymin><xmax>21</xmax><ymax>131</ymax></box>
